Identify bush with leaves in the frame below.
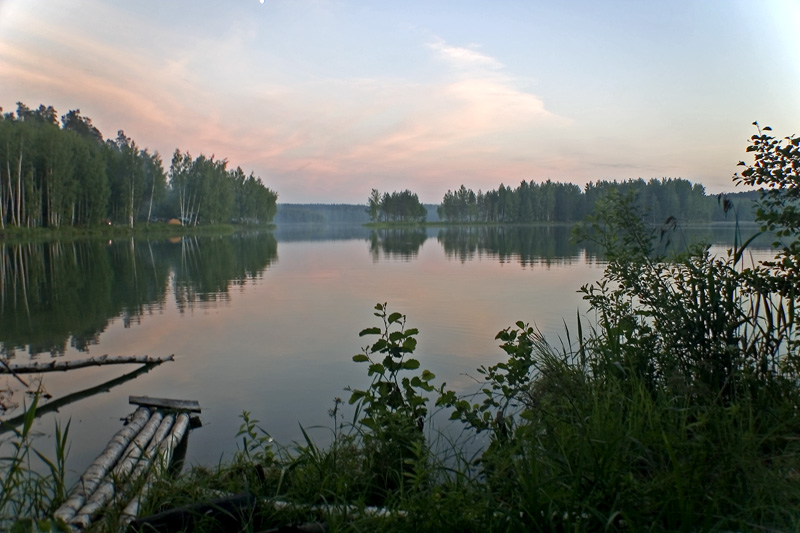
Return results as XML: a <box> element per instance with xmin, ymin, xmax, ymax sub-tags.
<box><xmin>432</xmin><ymin>124</ymin><xmax>800</xmax><ymax>530</ymax></box>
<box><xmin>347</xmin><ymin>303</ymin><xmax>437</xmax><ymax>503</ymax></box>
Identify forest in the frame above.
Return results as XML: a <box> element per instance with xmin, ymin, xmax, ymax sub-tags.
<box><xmin>437</xmin><ymin>179</ymin><xmax>758</xmax><ymax>224</ymax></box>
<box><xmin>0</xmin><ymin>102</ymin><xmax>277</xmax><ymax>229</ymax></box>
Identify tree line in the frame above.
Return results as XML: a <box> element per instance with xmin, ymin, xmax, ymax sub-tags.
<box><xmin>0</xmin><ymin>102</ymin><xmax>277</xmax><ymax>229</ymax></box>
<box><xmin>366</xmin><ymin>188</ymin><xmax>427</xmax><ymax>223</ymax></box>
<box><xmin>437</xmin><ymin>178</ymin><xmax>756</xmax><ymax>224</ymax></box>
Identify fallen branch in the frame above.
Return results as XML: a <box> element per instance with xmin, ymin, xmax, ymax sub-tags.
<box><xmin>0</xmin><ymin>357</ymin><xmax>28</xmax><ymax>387</ymax></box>
<box><xmin>0</xmin><ymin>364</ymin><xmax>158</xmax><ymax>435</ymax></box>
<box><xmin>0</xmin><ymin>354</ymin><xmax>174</xmax><ymax>374</ymax></box>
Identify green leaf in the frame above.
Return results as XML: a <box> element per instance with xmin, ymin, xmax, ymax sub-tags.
<box><xmin>359</xmin><ymin>327</ymin><xmax>381</xmax><ymax>337</ymax></box>
<box><xmin>388</xmin><ymin>312</ymin><xmax>403</xmax><ymax>324</ymax></box>
<box><xmin>372</xmin><ymin>339</ymin><xmax>388</xmax><ymax>352</ymax></box>
<box><xmin>403</xmin><ymin>358</ymin><xmax>420</xmax><ymax>370</ymax></box>
<box><xmin>368</xmin><ymin>363</ymin><xmax>385</xmax><ymax>375</ymax></box>
<box><xmin>352</xmin><ymin>354</ymin><xmax>369</xmax><ymax>363</ymax></box>
<box><xmin>405</xmin><ymin>328</ymin><xmax>419</xmax><ymax>336</ymax></box>
<box><xmin>348</xmin><ymin>390</ymin><xmax>366</xmax><ymax>404</ymax></box>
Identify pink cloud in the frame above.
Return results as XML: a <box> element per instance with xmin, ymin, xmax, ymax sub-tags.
<box><xmin>0</xmin><ymin>6</ymin><xmax>577</xmax><ymax>202</ymax></box>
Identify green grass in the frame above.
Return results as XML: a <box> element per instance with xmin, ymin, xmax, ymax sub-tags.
<box><xmin>0</xmin><ymin>393</ymin><xmax>69</xmax><ymax>531</ymax></box>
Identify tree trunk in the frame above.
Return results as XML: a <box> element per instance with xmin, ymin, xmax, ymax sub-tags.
<box><xmin>193</xmin><ymin>195</ymin><xmax>202</xmax><ymax>226</ymax></box>
<box><xmin>16</xmin><ymin>143</ymin><xmax>23</xmax><ymax>227</ymax></box>
<box><xmin>147</xmin><ymin>179</ymin><xmax>154</xmax><ymax>225</ymax></box>
<box><xmin>129</xmin><ymin>179</ymin><xmax>135</xmax><ymax>228</ymax></box>
<box><xmin>5</xmin><ymin>157</ymin><xmax>13</xmax><ymax>227</ymax></box>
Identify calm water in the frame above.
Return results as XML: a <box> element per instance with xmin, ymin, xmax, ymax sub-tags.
<box><xmin>0</xmin><ymin>224</ymin><xmax>773</xmax><ymax>484</ymax></box>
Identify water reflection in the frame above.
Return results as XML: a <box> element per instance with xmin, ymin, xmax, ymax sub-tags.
<box><xmin>437</xmin><ymin>225</ymin><xmax>605</xmax><ymax>266</ymax></box>
<box><xmin>0</xmin><ymin>362</ymin><xmax>161</xmax><ymax>434</ymax></box>
<box><xmin>273</xmin><ymin>223</ymin><xmax>372</xmax><ymax>242</ymax></box>
<box><xmin>0</xmin><ymin>232</ymin><xmax>278</xmax><ymax>358</ymax></box>
<box><xmin>0</xmin><ymin>223</ymin><xmax>781</xmax><ymax>475</ymax></box>
<box><xmin>368</xmin><ymin>228</ymin><xmax>428</xmax><ymax>261</ymax></box>
<box><xmin>437</xmin><ymin>223</ymin><xmax>776</xmax><ymax>267</ymax></box>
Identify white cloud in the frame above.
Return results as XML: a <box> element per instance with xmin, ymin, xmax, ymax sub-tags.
<box><xmin>427</xmin><ymin>39</ymin><xmax>504</xmax><ymax>72</ymax></box>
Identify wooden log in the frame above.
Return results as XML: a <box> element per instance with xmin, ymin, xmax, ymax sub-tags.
<box><xmin>53</xmin><ymin>407</ymin><xmax>151</xmax><ymax>524</ymax></box>
<box><xmin>71</xmin><ymin>411</ymin><xmax>167</xmax><ymax>529</ymax></box>
<box><xmin>129</xmin><ymin>396</ymin><xmax>201</xmax><ymax>413</ymax></box>
<box><xmin>120</xmin><ymin>412</ymin><xmax>191</xmax><ymax>524</ymax></box>
<box><xmin>118</xmin><ymin>413</ymin><xmax>177</xmax><ymax>499</ymax></box>
<box><xmin>1</xmin><ymin>354</ymin><xmax>174</xmax><ymax>374</ymax></box>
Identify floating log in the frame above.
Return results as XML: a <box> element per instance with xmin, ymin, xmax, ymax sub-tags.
<box><xmin>1</xmin><ymin>354</ymin><xmax>174</xmax><ymax>374</ymax></box>
<box><xmin>127</xmin><ymin>414</ymin><xmax>177</xmax><ymax>480</ymax></box>
<box><xmin>53</xmin><ymin>397</ymin><xmax>200</xmax><ymax>530</ymax></box>
<box><xmin>53</xmin><ymin>407</ymin><xmax>152</xmax><ymax>524</ymax></box>
<box><xmin>71</xmin><ymin>411</ymin><xmax>167</xmax><ymax>528</ymax></box>
<box><xmin>120</xmin><ymin>412</ymin><xmax>191</xmax><ymax>525</ymax></box>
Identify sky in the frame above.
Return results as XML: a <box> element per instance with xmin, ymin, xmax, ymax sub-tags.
<box><xmin>1</xmin><ymin>0</ymin><xmax>798</xmax><ymax>204</ymax></box>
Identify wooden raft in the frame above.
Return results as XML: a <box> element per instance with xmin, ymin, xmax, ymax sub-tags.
<box><xmin>53</xmin><ymin>396</ymin><xmax>201</xmax><ymax>531</ymax></box>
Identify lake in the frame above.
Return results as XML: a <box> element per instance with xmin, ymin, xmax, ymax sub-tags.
<box><xmin>0</xmin><ymin>223</ymin><xmax>773</xmax><ymax>484</ymax></box>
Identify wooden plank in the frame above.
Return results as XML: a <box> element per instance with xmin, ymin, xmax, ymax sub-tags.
<box><xmin>129</xmin><ymin>395</ymin><xmax>201</xmax><ymax>413</ymax></box>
